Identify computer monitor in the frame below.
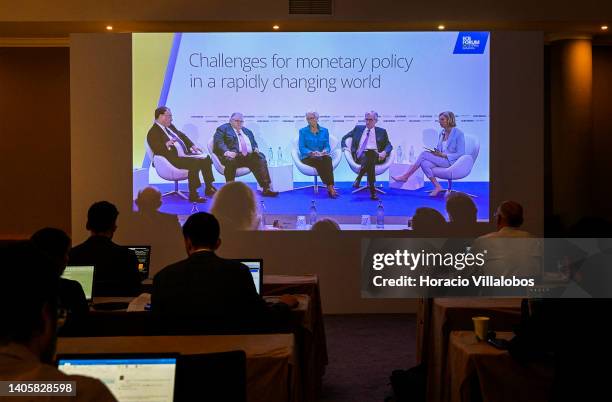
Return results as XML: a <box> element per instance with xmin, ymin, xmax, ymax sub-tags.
<box><xmin>62</xmin><ymin>265</ymin><xmax>95</xmax><ymax>302</ymax></box>
<box><xmin>127</xmin><ymin>246</ymin><xmax>151</xmax><ymax>280</ymax></box>
<box><xmin>57</xmin><ymin>353</ymin><xmax>178</xmax><ymax>402</ymax></box>
<box><xmin>232</xmin><ymin>259</ymin><xmax>263</xmax><ymax>295</ymax></box>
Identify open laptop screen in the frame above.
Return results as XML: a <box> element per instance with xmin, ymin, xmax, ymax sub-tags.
<box><xmin>127</xmin><ymin>246</ymin><xmax>151</xmax><ymax>280</ymax></box>
<box><xmin>57</xmin><ymin>354</ymin><xmax>177</xmax><ymax>402</ymax></box>
<box><xmin>232</xmin><ymin>259</ymin><xmax>263</xmax><ymax>295</ymax></box>
<box><xmin>62</xmin><ymin>265</ymin><xmax>95</xmax><ymax>302</ymax></box>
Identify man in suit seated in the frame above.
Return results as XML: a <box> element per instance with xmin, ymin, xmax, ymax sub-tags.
<box><xmin>152</xmin><ymin>212</ymin><xmax>296</xmax><ymax>333</ymax></box>
<box><xmin>147</xmin><ymin>106</ymin><xmax>217</xmax><ymax>203</ymax></box>
<box><xmin>213</xmin><ymin>112</ymin><xmax>278</xmax><ymax>197</ymax></box>
<box><xmin>0</xmin><ymin>242</ymin><xmax>117</xmax><ymax>401</ymax></box>
<box><xmin>341</xmin><ymin>111</ymin><xmax>393</xmax><ymax>200</ymax></box>
<box><xmin>69</xmin><ymin>201</ymin><xmax>142</xmax><ymax>296</ymax></box>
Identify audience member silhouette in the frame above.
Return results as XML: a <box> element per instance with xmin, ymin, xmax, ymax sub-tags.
<box><xmin>479</xmin><ymin>200</ymin><xmax>530</xmax><ymax>238</ymax></box>
<box><xmin>0</xmin><ymin>242</ymin><xmax>117</xmax><ymax>401</ymax></box>
<box><xmin>445</xmin><ymin>192</ymin><xmax>478</xmax><ymax>232</ymax></box>
<box><xmin>210</xmin><ymin>181</ymin><xmax>259</xmax><ymax>232</ymax></box>
<box><xmin>311</xmin><ymin>218</ymin><xmax>341</xmax><ymax>232</ymax></box>
<box><xmin>472</xmin><ymin>201</ymin><xmax>541</xmax><ymax>295</ymax></box>
<box><xmin>120</xmin><ymin>187</ymin><xmax>184</xmax><ymax>278</ymax></box>
<box><xmin>69</xmin><ymin>201</ymin><xmax>141</xmax><ymax>296</ymax></box>
<box><xmin>410</xmin><ymin>207</ymin><xmax>446</xmax><ymax>236</ymax></box>
<box><xmin>30</xmin><ymin>228</ymin><xmax>88</xmax><ymax>332</ymax></box>
<box><xmin>152</xmin><ymin>212</ymin><xmax>297</xmax><ymax>333</ymax></box>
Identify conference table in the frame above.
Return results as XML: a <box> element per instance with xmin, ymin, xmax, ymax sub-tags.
<box><xmin>447</xmin><ymin>331</ymin><xmax>554</xmax><ymax>402</ymax></box>
<box><xmin>142</xmin><ymin>272</ymin><xmax>328</xmax><ymax>385</ymax></box>
<box><xmin>57</xmin><ymin>334</ymin><xmax>298</xmax><ymax>402</ymax></box>
<box><xmin>262</xmin><ymin>274</ymin><xmax>328</xmax><ymax>402</ymax></box>
<box><xmin>83</xmin><ymin>274</ymin><xmax>327</xmax><ymax>402</ymax></box>
<box><xmin>417</xmin><ymin>298</ymin><xmax>523</xmax><ymax>402</ymax></box>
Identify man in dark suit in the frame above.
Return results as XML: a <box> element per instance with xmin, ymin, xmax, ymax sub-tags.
<box><xmin>152</xmin><ymin>212</ymin><xmax>296</xmax><ymax>333</ymax></box>
<box><xmin>69</xmin><ymin>201</ymin><xmax>142</xmax><ymax>297</ymax></box>
<box><xmin>213</xmin><ymin>112</ymin><xmax>278</xmax><ymax>197</ymax></box>
<box><xmin>341</xmin><ymin>111</ymin><xmax>393</xmax><ymax>200</ymax></box>
<box><xmin>147</xmin><ymin>106</ymin><xmax>216</xmax><ymax>203</ymax></box>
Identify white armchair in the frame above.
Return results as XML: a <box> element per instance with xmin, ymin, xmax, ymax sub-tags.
<box><xmin>343</xmin><ymin>137</ymin><xmax>396</xmax><ymax>194</ymax></box>
<box><xmin>145</xmin><ymin>139</ymin><xmax>189</xmax><ymax>199</ymax></box>
<box><xmin>207</xmin><ymin>137</ymin><xmax>251</xmax><ymax>180</ymax></box>
<box><xmin>431</xmin><ymin>134</ymin><xmax>480</xmax><ymax>196</ymax></box>
<box><xmin>291</xmin><ymin>134</ymin><xmax>342</xmax><ymax>193</ymax></box>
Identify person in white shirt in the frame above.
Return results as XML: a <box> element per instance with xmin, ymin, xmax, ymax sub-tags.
<box><xmin>341</xmin><ymin>111</ymin><xmax>393</xmax><ymax>200</ymax></box>
<box><xmin>472</xmin><ymin>201</ymin><xmax>539</xmax><ymax>288</ymax></box>
<box><xmin>479</xmin><ymin>200</ymin><xmax>531</xmax><ymax>238</ymax></box>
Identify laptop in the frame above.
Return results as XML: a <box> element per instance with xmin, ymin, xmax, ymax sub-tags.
<box><xmin>56</xmin><ymin>353</ymin><xmax>178</xmax><ymax>402</ymax></box>
<box><xmin>62</xmin><ymin>265</ymin><xmax>95</xmax><ymax>302</ymax></box>
<box><xmin>232</xmin><ymin>259</ymin><xmax>263</xmax><ymax>295</ymax></box>
<box><xmin>127</xmin><ymin>246</ymin><xmax>151</xmax><ymax>280</ymax></box>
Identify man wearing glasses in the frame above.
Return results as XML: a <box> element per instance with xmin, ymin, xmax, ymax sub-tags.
<box><xmin>147</xmin><ymin>106</ymin><xmax>217</xmax><ymax>203</ymax></box>
<box><xmin>213</xmin><ymin>112</ymin><xmax>279</xmax><ymax>197</ymax></box>
<box><xmin>341</xmin><ymin>111</ymin><xmax>393</xmax><ymax>200</ymax></box>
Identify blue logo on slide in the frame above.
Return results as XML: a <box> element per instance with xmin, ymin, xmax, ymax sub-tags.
<box><xmin>453</xmin><ymin>32</ymin><xmax>489</xmax><ymax>54</ymax></box>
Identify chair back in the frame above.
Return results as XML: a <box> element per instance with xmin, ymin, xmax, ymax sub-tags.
<box><xmin>175</xmin><ymin>351</ymin><xmax>247</xmax><ymax>402</ymax></box>
<box><xmin>464</xmin><ymin>135</ymin><xmax>480</xmax><ymax>161</ymax></box>
<box><xmin>144</xmin><ymin>138</ymin><xmax>154</xmax><ymax>161</ymax></box>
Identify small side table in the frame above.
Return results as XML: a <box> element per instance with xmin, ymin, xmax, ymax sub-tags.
<box><xmin>389</xmin><ymin>162</ymin><xmax>424</xmax><ymax>190</ymax></box>
<box><xmin>133</xmin><ymin>168</ymin><xmax>149</xmax><ymax>198</ymax></box>
<box><xmin>258</xmin><ymin>163</ymin><xmax>294</xmax><ymax>192</ymax></box>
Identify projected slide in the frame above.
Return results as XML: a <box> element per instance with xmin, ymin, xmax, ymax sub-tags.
<box><xmin>133</xmin><ymin>32</ymin><xmax>489</xmax><ymax>226</ymax></box>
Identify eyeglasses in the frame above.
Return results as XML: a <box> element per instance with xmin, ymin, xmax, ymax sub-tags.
<box><xmin>232</xmin><ymin>119</ymin><xmax>244</xmax><ymax>123</ymax></box>
<box><xmin>365</xmin><ymin>118</ymin><xmax>375</xmax><ymax>121</ymax></box>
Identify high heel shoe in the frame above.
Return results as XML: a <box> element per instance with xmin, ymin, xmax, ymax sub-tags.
<box><xmin>327</xmin><ymin>186</ymin><xmax>338</xmax><ymax>198</ymax></box>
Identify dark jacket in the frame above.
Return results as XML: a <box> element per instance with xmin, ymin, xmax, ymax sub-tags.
<box><xmin>213</xmin><ymin>123</ymin><xmax>259</xmax><ymax>159</ymax></box>
<box><xmin>69</xmin><ymin>236</ymin><xmax>141</xmax><ymax>297</ymax></box>
<box><xmin>147</xmin><ymin>123</ymin><xmax>195</xmax><ymax>164</ymax></box>
<box><xmin>152</xmin><ymin>250</ymin><xmax>287</xmax><ymax>333</ymax></box>
<box><xmin>341</xmin><ymin>125</ymin><xmax>393</xmax><ymax>159</ymax></box>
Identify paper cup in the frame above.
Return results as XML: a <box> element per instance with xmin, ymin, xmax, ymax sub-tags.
<box><xmin>472</xmin><ymin>316</ymin><xmax>490</xmax><ymax>341</ymax></box>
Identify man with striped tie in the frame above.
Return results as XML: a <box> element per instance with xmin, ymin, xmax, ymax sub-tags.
<box><xmin>147</xmin><ymin>106</ymin><xmax>217</xmax><ymax>203</ymax></box>
<box><xmin>341</xmin><ymin>111</ymin><xmax>393</xmax><ymax>200</ymax></box>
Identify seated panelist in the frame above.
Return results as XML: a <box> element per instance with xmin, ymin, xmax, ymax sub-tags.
<box><xmin>341</xmin><ymin>111</ymin><xmax>393</xmax><ymax>200</ymax></box>
<box><xmin>213</xmin><ymin>112</ymin><xmax>278</xmax><ymax>197</ymax></box>
<box><xmin>147</xmin><ymin>106</ymin><xmax>216</xmax><ymax>203</ymax></box>
<box><xmin>392</xmin><ymin>111</ymin><xmax>465</xmax><ymax>196</ymax></box>
<box><xmin>298</xmin><ymin>111</ymin><xmax>338</xmax><ymax>198</ymax></box>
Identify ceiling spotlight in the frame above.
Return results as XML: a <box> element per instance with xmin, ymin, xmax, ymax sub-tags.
<box><xmin>272</xmin><ymin>25</ymin><xmax>280</xmax><ymax>30</ymax></box>
<box><xmin>438</xmin><ymin>25</ymin><xmax>446</xmax><ymax>30</ymax></box>
<box><xmin>602</xmin><ymin>25</ymin><xmax>609</xmax><ymax>31</ymax></box>
<box><xmin>106</xmin><ymin>25</ymin><xmax>113</xmax><ymax>31</ymax></box>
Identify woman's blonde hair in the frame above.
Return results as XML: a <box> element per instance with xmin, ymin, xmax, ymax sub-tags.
<box><xmin>439</xmin><ymin>111</ymin><xmax>456</xmax><ymax>127</ymax></box>
<box><xmin>210</xmin><ymin>182</ymin><xmax>258</xmax><ymax>231</ymax></box>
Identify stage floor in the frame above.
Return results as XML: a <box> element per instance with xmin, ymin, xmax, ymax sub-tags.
<box><xmin>143</xmin><ymin>181</ymin><xmax>489</xmax><ymax>223</ymax></box>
